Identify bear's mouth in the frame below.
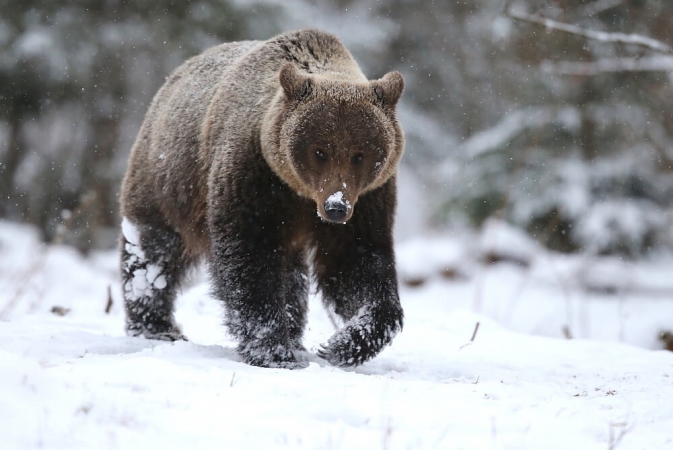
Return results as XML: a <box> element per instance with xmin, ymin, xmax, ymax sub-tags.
<box><xmin>318</xmin><ymin>191</ymin><xmax>352</xmax><ymax>224</ymax></box>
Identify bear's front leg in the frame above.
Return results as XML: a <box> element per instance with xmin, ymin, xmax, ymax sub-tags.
<box><xmin>209</xmin><ymin>232</ymin><xmax>309</xmax><ymax>369</ymax></box>
<box><xmin>207</xmin><ymin>161</ymin><xmax>309</xmax><ymax>369</ymax></box>
<box><xmin>315</xmin><ymin>247</ymin><xmax>403</xmax><ymax>367</ymax></box>
<box><xmin>313</xmin><ymin>183</ymin><xmax>404</xmax><ymax>367</ymax></box>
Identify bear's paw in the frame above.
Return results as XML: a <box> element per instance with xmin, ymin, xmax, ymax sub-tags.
<box><xmin>317</xmin><ymin>305</ymin><xmax>403</xmax><ymax>368</ymax></box>
<box><xmin>127</xmin><ymin>323</ymin><xmax>187</xmax><ymax>342</ymax></box>
<box><xmin>240</xmin><ymin>342</ymin><xmax>310</xmax><ymax>370</ymax></box>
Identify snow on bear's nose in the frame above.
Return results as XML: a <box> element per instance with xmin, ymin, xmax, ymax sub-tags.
<box><xmin>323</xmin><ymin>191</ymin><xmax>351</xmax><ymax>223</ymax></box>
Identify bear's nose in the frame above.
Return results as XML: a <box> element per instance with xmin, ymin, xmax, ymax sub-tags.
<box><xmin>325</xmin><ymin>202</ymin><xmax>348</xmax><ymax>222</ymax></box>
<box><xmin>324</xmin><ymin>199</ymin><xmax>349</xmax><ymax>222</ymax></box>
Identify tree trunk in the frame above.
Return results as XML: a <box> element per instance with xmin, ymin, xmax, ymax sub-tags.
<box><xmin>0</xmin><ymin>116</ymin><xmax>24</xmax><ymax>218</ymax></box>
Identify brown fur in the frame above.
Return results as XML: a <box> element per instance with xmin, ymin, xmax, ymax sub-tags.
<box><xmin>122</xmin><ymin>29</ymin><xmax>403</xmax><ymax>232</ymax></box>
<box><xmin>120</xmin><ymin>29</ymin><xmax>405</xmax><ymax>368</ymax></box>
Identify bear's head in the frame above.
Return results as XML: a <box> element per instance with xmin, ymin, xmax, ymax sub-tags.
<box><xmin>262</xmin><ymin>63</ymin><xmax>404</xmax><ymax>224</ymax></box>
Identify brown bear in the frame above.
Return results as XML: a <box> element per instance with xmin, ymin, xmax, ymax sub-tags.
<box><xmin>119</xmin><ymin>28</ymin><xmax>405</xmax><ymax>369</ymax></box>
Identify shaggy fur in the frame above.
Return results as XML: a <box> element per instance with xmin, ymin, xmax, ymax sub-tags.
<box><xmin>120</xmin><ymin>28</ymin><xmax>405</xmax><ymax>368</ymax></box>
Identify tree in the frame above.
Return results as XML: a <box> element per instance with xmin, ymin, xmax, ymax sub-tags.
<box><xmin>0</xmin><ymin>0</ymin><xmax>281</xmax><ymax>251</ymax></box>
<box><xmin>366</xmin><ymin>0</ymin><xmax>673</xmax><ymax>255</ymax></box>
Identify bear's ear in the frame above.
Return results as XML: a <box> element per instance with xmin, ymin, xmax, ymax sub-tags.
<box><xmin>371</xmin><ymin>71</ymin><xmax>404</xmax><ymax>108</ymax></box>
<box><xmin>279</xmin><ymin>63</ymin><xmax>313</xmax><ymax>101</ymax></box>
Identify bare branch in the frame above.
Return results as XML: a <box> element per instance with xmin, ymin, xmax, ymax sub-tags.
<box><xmin>470</xmin><ymin>322</ymin><xmax>481</xmax><ymax>342</ymax></box>
<box><xmin>541</xmin><ymin>56</ymin><xmax>673</xmax><ymax>75</ymax></box>
<box><xmin>459</xmin><ymin>322</ymin><xmax>482</xmax><ymax>350</ymax></box>
<box><xmin>105</xmin><ymin>285</ymin><xmax>113</xmax><ymax>314</ymax></box>
<box><xmin>506</xmin><ymin>7</ymin><xmax>672</xmax><ymax>54</ymax></box>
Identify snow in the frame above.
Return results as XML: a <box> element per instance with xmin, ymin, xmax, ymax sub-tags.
<box><xmin>327</xmin><ymin>191</ymin><xmax>344</xmax><ymax>203</ymax></box>
<box><xmin>121</xmin><ymin>217</ymin><xmax>167</xmax><ymax>299</ymax></box>
<box><xmin>394</xmin><ymin>165</ymin><xmax>430</xmax><ymax>242</ymax></box>
<box><xmin>577</xmin><ymin>199</ymin><xmax>665</xmax><ymax>255</ymax></box>
<box><xmin>326</xmin><ymin>191</ymin><xmax>351</xmax><ymax>211</ymax></box>
<box><xmin>121</xmin><ymin>217</ymin><xmax>141</xmax><ymax>246</ymax></box>
<box><xmin>1</xmin><ymin>219</ymin><xmax>673</xmax><ymax>449</ymax></box>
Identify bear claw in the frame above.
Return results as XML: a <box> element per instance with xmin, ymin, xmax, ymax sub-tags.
<box><xmin>127</xmin><ymin>325</ymin><xmax>187</xmax><ymax>342</ymax></box>
<box><xmin>240</xmin><ymin>343</ymin><xmax>310</xmax><ymax>370</ymax></box>
<box><xmin>245</xmin><ymin>354</ymin><xmax>309</xmax><ymax>370</ymax></box>
<box><xmin>316</xmin><ymin>343</ymin><xmax>357</xmax><ymax>368</ymax></box>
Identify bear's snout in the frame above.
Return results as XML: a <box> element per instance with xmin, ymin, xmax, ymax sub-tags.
<box><xmin>322</xmin><ymin>191</ymin><xmax>352</xmax><ymax>223</ymax></box>
<box><xmin>324</xmin><ymin>200</ymin><xmax>348</xmax><ymax>222</ymax></box>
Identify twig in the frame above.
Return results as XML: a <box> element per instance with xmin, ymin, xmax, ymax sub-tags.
<box><xmin>470</xmin><ymin>322</ymin><xmax>481</xmax><ymax>342</ymax></box>
<box><xmin>105</xmin><ymin>285</ymin><xmax>113</xmax><ymax>314</ymax></box>
<box><xmin>506</xmin><ymin>7</ymin><xmax>672</xmax><ymax>54</ymax></box>
<box><xmin>459</xmin><ymin>322</ymin><xmax>481</xmax><ymax>350</ymax></box>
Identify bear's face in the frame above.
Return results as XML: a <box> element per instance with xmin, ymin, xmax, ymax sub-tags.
<box><xmin>271</xmin><ymin>64</ymin><xmax>404</xmax><ymax>224</ymax></box>
<box><xmin>286</xmin><ymin>99</ymin><xmax>392</xmax><ymax>223</ymax></box>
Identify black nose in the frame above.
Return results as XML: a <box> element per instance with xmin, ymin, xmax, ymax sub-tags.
<box><xmin>324</xmin><ymin>200</ymin><xmax>348</xmax><ymax>222</ymax></box>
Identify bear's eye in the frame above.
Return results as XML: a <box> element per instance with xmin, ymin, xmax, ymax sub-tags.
<box><xmin>315</xmin><ymin>149</ymin><xmax>328</xmax><ymax>162</ymax></box>
<box><xmin>351</xmin><ymin>153</ymin><xmax>364</xmax><ymax>165</ymax></box>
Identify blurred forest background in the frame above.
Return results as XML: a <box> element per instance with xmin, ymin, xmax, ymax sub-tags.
<box><xmin>2</xmin><ymin>0</ymin><xmax>673</xmax><ymax>257</ymax></box>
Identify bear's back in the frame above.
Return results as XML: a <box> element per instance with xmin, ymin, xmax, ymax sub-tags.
<box><xmin>268</xmin><ymin>29</ymin><xmax>366</xmax><ymax>82</ymax></box>
<box><xmin>147</xmin><ymin>40</ymin><xmax>258</xmax><ymax>157</ymax></box>
<box><xmin>144</xmin><ymin>29</ymin><xmax>363</xmax><ymax>164</ymax></box>
<box><xmin>120</xmin><ymin>40</ymin><xmax>259</xmax><ymax>240</ymax></box>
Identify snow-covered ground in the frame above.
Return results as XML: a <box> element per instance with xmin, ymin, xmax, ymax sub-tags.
<box><xmin>1</xmin><ymin>219</ymin><xmax>673</xmax><ymax>449</ymax></box>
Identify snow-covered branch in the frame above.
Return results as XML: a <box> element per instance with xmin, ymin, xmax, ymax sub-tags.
<box><xmin>506</xmin><ymin>7</ymin><xmax>672</xmax><ymax>54</ymax></box>
<box><xmin>460</xmin><ymin>106</ymin><xmax>580</xmax><ymax>158</ymax></box>
<box><xmin>540</xmin><ymin>56</ymin><xmax>673</xmax><ymax>75</ymax></box>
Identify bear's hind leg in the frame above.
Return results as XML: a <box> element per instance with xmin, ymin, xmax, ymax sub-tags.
<box><xmin>121</xmin><ymin>217</ymin><xmax>192</xmax><ymax>341</ymax></box>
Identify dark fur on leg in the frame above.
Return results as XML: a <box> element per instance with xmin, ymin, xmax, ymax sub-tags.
<box><xmin>121</xmin><ymin>218</ymin><xmax>193</xmax><ymax>341</ymax></box>
<box><xmin>209</xmin><ymin>239</ymin><xmax>309</xmax><ymax>369</ymax></box>
<box><xmin>284</xmin><ymin>251</ymin><xmax>309</xmax><ymax>353</ymax></box>
<box><xmin>208</xmin><ymin>155</ymin><xmax>310</xmax><ymax>369</ymax></box>
<box><xmin>315</xmin><ymin>251</ymin><xmax>403</xmax><ymax>367</ymax></box>
<box><xmin>313</xmin><ymin>179</ymin><xmax>403</xmax><ymax>367</ymax></box>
